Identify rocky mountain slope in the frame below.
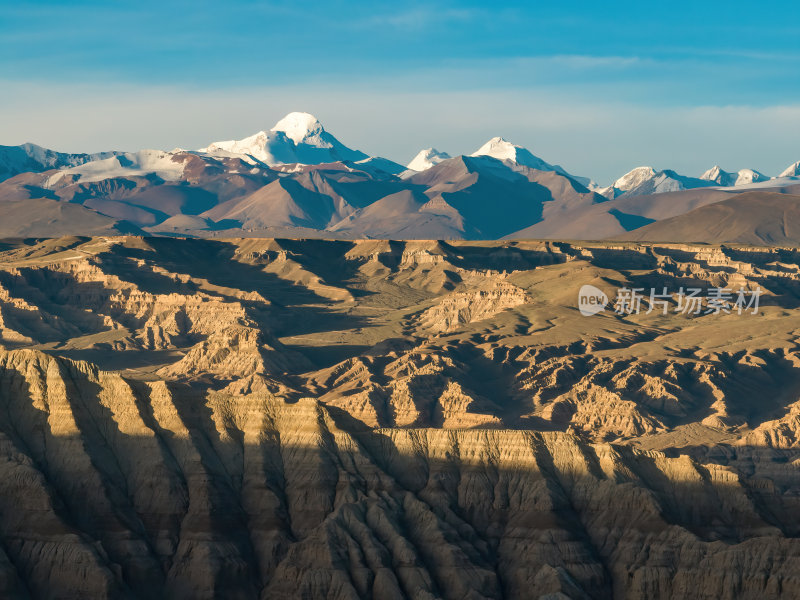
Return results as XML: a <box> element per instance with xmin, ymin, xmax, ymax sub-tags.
<box><xmin>513</xmin><ymin>182</ymin><xmax>800</xmax><ymax>242</ymax></box>
<box><xmin>1</xmin><ymin>236</ymin><xmax>800</xmax><ymax>597</ymax></box>
<box><xmin>617</xmin><ymin>191</ymin><xmax>800</xmax><ymax>244</ymax></box>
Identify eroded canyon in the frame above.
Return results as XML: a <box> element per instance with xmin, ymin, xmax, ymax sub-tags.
<box><xmin>0</xmin><ymin>236</ymin><xmax>799</xmax><ymax>598</ymax></box>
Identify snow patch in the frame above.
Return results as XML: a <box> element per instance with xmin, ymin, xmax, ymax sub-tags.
<box><xmin>714</xmin><ymin>175</ymin><xmax>800</xmax><ymax>191</ymax></box>
<box><xmin>47</xmin><ymin>150</ymin><xmax>186</xmax><ymax>186</ymax></box>
<box><xmin>200</xmin><ymin>130</ymin><xmax>298</xmax><ymax>165</ymax></box>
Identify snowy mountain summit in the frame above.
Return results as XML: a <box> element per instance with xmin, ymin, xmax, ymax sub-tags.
<box><xmin>780</xmin><ymin>161</ymin><xmax>800</xmax><ymax>178</ymax></box>
<box><xmin>406</xmin><ymin>148</ymin><xmax>451</xmax><ymax>171</ymax></box>
<box><xmin>613</xmin><ymin>166</ymin><xmax>657</xmax><ymax>191</ymax></box>
<box><xmin>471</xmin><ymin>137</ymin><xmax>558</xmax><ymax>173</ymax></box>
<box><xmin>271</xmin><ymin>112</ymin><xmax>324</xmax><ymax>144</ymax></box>
<box><xmin>599</xmin><ymin>166</ymin><xmax>657</xmax><ymax>198</ymax></box>
<box><xmin>700</xmin><ymin>165</ymin><xmax>769</xmax><ymax>187</ymax></box>
<box><xmin>201</xmin><ymin>112</ymin><xmax>368</xmax><ymax>166</ymax></box>
<box><xmin>469</xmin><ymin>137</ymin><xmax>597</xmax><ymax>189</ymax></box>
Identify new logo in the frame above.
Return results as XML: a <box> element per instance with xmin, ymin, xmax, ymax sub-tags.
<box><xmin>578</xmin><ymin>285</ymin><xmax>608</xmax><ymax>316</ymax></box>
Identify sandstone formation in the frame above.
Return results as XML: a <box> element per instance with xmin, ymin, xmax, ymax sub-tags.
<box><xmin>0</xmin><ymin>236</ymin><xmax>799</xmax><ymax>598</ymax></box>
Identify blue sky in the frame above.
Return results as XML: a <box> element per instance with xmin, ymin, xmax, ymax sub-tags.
<box><xmin>2</xmin><ymin>0</ymin><xmax>799</xmax><ymax>183</ymax></box>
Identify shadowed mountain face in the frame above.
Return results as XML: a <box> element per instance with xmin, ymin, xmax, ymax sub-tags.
<box><xmin>616</xmin><ymin>191</ymin><xmax>800</xmax><ymax>244</ymax></box>
<box><xmin>2</xmin><ymin>237</ymin><xmax>800</xmax><ymax>598</ymax></box>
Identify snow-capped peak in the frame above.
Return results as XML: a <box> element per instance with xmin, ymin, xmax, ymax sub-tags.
<box><xmin>199</xmin><ymin>111</ymin><xmax>368</xmax><ymax>167</ymax></box>
<box><xmin>701</xmin><ymin>165</ymin><xmax>769</xmax><ymax>186</ymax></box>
<box><xmin>598</xmin><ymin>166</ymin><xmax>661</xmax><ymax>199</ymax></box>
<box><xmin>780</xmin><ymin>161</ymin><xmax>800</xmax><ymax>178</ymax></box>
<box><xmin>407</xmin><ymin>148</ymin><xmax>451</xmax><ymax>171</ymax></box>
<box><xmin>613</xmin><ymin>166</ymin><xmax>657</xmax><ymax>192</ymax></box>
<box><xmin>471</xmin><ymin>137</ymin><xmax>559</xmax><ymax>173</ymax></box>
<box><xmin>472</xmin><ymin>137</ymin><xmax>521</xmax><ymax>162</ymax></box>
<box><xmin>734</xmin><ymin>168</ymin><xmax>769</xmax><ymax>186</ymax></box>
<box><xmin>471</xmin><ymin>137</ymin><xmax>598</xmax><ymax>190</ymax></box>
<box><xmin>700</xmin><ymin>165</ymin><xmax>726</xmax><ymax>183</ymax></box>
<box><xmin>270</xmin><ymin>112</ymin><xmax>324</xmax><ymax>145</ymax></box>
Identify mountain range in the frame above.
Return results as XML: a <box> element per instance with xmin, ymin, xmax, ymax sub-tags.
<box><xmin>1</xmin><ymin>111</ymin><xmax>799</xmax><ymax>243</ymax></box>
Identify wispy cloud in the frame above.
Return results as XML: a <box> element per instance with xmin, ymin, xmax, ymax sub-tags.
<box><xmin>353</xmin><ymin>7</ymin><xmax>480</xmax><ymax>30</ymax></box>
<box><xmin>532</xmin><ymin>55</ymin><xmax>642</xmax><ymax>69</ymax></box>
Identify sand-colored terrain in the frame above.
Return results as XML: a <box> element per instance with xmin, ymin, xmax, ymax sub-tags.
<box><xmin>1</xmin><ymin>236</ymin><xmax>800</xmax><ymax>598</ymax></box>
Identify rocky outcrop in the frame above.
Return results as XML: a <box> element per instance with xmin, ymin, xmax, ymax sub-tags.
<box><xmin>414</xmin><ymin>283</ymin><xmax>528</xmax><ymax>334</ymax></box>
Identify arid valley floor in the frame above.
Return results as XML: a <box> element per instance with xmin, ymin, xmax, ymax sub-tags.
<box><xmin>1</xmin><ymin>236</ymin><xmax>800</xmax><ymax>598</ymax></box>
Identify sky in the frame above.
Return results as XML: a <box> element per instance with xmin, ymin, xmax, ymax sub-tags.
<box><xmin>1</xmin><ymin>0</ymin><xmax>799</xmax><ymax>184</ymax></box>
